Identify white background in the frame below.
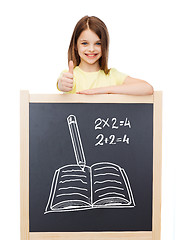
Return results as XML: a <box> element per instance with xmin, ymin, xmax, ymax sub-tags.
<box><xmin>0</xmin><ymin>0</ymin><xmax>183</xmax><ymax>239</ymax></box>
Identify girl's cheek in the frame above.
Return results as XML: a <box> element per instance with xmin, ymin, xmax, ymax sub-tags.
<box><xmin>80</xmin><ymin>46</ymin><xmax>86</xmax><ymax>51</ymax></box>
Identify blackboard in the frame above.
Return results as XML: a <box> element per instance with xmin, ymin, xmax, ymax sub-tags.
<box><xmin>20</xmin><ymin>92</ymin><xmax>162</xmax><ymax>240</ymax></box>
<box><xmin>29</xmin><ymin>102</ymin><xmax>153</xmax><ymax>232</ymax></box>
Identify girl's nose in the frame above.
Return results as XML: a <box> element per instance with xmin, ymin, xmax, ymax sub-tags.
<box><xmin>89</xmin><ymin>44</ymin><xmax>95</xmax><ymax>51</ymax></box>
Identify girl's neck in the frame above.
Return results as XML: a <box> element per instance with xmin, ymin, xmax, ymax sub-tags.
<box><xmin>78</xmin><ymin>62</ymin><xmax>100</xmax><ymax>72</ymax></box>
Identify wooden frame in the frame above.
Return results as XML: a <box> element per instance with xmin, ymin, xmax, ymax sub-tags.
<box><xmin>20</xmin><ymin>91</ymin><xmax>162</xmax><ymax>240</ymax></box>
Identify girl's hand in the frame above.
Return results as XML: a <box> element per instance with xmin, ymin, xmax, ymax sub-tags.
<box><xmin>77</xmin><ymin>87</ymin><xmax>110</xmax><ymax>95</ymax></box>
<box><xmin>57</xmin><ymin>61</ymin><xmax>74</xmax><ymax>92</ymax></box>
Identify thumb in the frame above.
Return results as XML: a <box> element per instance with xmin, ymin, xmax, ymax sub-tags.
<box><xmin>68</xmin><ymin>60</ymin><xmax>74</xmax><ymax>74</ymax></box>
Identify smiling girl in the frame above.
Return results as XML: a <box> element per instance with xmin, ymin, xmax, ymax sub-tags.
<box><xmin>57</xmin><ymin>16</ymin><xmax>153</xmax><ymax>95</ymax></box>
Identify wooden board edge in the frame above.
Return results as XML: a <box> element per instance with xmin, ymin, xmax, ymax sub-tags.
<box><xmin>152</xmin><ymin>91</ymin><xmax>162</xmax><ymax>240</ymax></box>
<box><xmin>20</xmin><ymin>90</ymin><xmax>30</xmax><ymax>240</ymax></box>
<box><xmin>29</xmin><ymin>93</ymin><xmax>154</xmax><ymax>103</ymax></box>
<box><xmin>29</xmin><ymin>231</ymin><xmax>152</xmax><ymax>240</ymax></box>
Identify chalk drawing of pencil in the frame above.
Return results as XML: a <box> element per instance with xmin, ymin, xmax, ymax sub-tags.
<box><xmin>67</xmin><ymin>115</ymin><xmax>86</xmax><ymax>171</ymax></box>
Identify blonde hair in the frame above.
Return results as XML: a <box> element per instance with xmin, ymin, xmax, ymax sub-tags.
<box><xmin>68</xmin><ymin>16</ymin><xmax>110</xmax><ymax>74</ymax></box>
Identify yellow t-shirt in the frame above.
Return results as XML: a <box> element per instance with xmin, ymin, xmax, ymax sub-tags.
<box><xmin>57</xmin><ymin>66</ymin><xmax>128</xmax><ymax>94</ymax></box>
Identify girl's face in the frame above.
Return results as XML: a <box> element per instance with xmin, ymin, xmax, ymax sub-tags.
<box><xmin>77</xmin><ymin>29</ymin><xmax>102</xmax><ymax>71</ymax></box>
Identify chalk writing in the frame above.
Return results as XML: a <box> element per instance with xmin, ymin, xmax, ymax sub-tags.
<box><xmin>95</xmin><ymin>117</ymin><xmax>131</xmax><ymax>130</ymax></box>
<box><xmin>95</xmin><ymin>134</ymin><xmax>130</xmax><ymax>146</ymax></box>
<box><xmin>94</xmin><ymin>117</ymin><xmax>131</xmax><ymax>147</ymax></box>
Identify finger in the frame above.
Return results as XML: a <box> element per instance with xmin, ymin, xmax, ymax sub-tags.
<box><xmin>64</xmin><ymin>82</ymin><xmax>73</xmax><ymax>88</ymax></box>
<box><xmin>58</xmin><ymin>78</ymin><xmax>73</xmax><ymax>90</ymax></box>
<box><xmin>62</xmin><ymin>72</ymin><xmax>73</xmax><ymax>79</ymax></box>
<box><xmin>64</xmin><ymin>86</ymin><xmax>73</xmax><ymax>92</ymax></box>
<box><xmin>62</xmin><ymin>77</ymin><xmax>73</xmax><ymax>84</ymax></box>
<box><xmin>77</xmin><ymin>90</ymin><xmax>88</xmax><ymax>95</ymax></box>
<box><xmin>68</xmin><ymin>60</ymin><xmax>74</xmax><ymax>74</ymax></box>
<box><xmin>79</xmin><ymin>89</ymin><xmax>96</xmax><ymax>95</ymax></box>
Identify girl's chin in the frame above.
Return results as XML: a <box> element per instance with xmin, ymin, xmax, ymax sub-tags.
<box><xmin>79</xmin><ymin>60</ymin><xmax>100</xmax><ymax>71</ymax></box>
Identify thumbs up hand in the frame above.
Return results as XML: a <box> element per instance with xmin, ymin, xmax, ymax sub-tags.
<box><xmin>57</xmin><ymin>60</ymin><xmax>74</xmax><ymax>92</ymax></box>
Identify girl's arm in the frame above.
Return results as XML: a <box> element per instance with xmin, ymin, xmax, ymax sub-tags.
<box><xmin>77</xmin><ymin>76</ymin><xmax>154</xmax><ymax>96</ymax></box>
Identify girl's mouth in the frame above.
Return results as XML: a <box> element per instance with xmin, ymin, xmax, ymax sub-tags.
<box><xmin>85</xmin><ymin>53</ymin><xmax>98</xmax><ymax>58</ymax></box>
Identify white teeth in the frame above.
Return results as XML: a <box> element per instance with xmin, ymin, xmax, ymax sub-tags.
<box><xmin>86</xmin><ymin>54</ymin><xmax>97</xmax><ymax>56</ymax></box>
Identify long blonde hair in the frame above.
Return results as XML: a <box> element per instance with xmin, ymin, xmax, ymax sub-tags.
<box><xmin>68</xmin><ymin>16</ymin><xmax>110</xmax><ymax>74</ymax></box>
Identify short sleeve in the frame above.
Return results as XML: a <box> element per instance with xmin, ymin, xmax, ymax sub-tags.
<box><xmin>110</xmin><ymin>68</ymin><xmax>128</xmax><ymax>85</ymax></box>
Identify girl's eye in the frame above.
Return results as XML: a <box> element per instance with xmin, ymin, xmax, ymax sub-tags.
<box><xmin>82</xmin><ymin>42</ymin><xmax>88</xmax><ymax>45</ymax></box>
<box><xmin>96</xmin><ymin>42</ymin><xmax>101</xmax><ymax>45</ymax></box>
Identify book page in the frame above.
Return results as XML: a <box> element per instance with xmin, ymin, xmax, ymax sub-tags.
<box><xmin>91</xmin><ymin>162</ymin><xmax>135</xmax><ymax>207</ymax></box>
<box><xmin>45</xmin><ymin>164</ymin><xmax>92</xmax><ymax>213</ymax></box>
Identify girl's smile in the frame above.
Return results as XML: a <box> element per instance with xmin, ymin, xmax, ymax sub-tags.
<box><xmin>85</xmin><ymin>53</ymin><xmax>98</xmax><ymax>58</ymax></box>
<box><xmin>77</xmin><ymin>29</ymin><xmax>102</xmax><ymax>72</ymax></box>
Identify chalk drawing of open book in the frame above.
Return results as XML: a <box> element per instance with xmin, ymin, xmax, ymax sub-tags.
<box><xmin>44</xmin><ymin>115</ymin><xmax>135</xmax><ymax>213</ymax></box>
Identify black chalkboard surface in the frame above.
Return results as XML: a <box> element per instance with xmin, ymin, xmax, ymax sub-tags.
<box><xmin>29</xmin><ymin>103</ymin><xmax>153</xmax><ymax>232</ymax></box>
